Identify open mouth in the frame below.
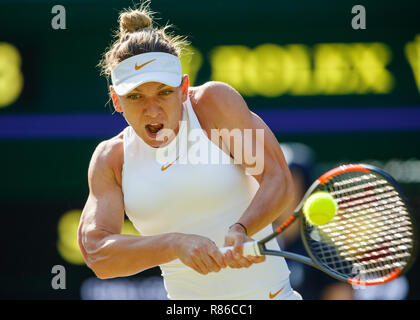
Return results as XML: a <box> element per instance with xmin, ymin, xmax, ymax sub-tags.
<box><xmin>145</xmin><ymin>123</ymin><xmax>164</xmax><ymax>137</ymax></box>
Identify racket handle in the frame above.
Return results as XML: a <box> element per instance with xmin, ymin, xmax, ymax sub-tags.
<box><xmin>219</xmin><ymin>241</ymin><xmax>262</xmax><ymax>256</ymax></box>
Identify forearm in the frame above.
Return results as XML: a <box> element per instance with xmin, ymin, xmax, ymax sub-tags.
<box><xmin>237</xmin><ymin>173</ymin><xmax>294</xmax><ymax>236</ymax></box>
<box><xmin>80</xmin><ymin>231</ymin><xmax>181</xmax><ymax>279</ymax></box>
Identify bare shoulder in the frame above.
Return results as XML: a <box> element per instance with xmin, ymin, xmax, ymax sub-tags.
<box><xmin>190</xmin><ymin>81</ymin><xmax>248</xmax><ymax>123</ymax></box>
<box><xmin>191</xmin><ymin>81</ymin><xmax>242</xmax><ymax>108</ymax></box>
<box><xmin>89</xmin><ymin>131</ymin><xmax>124</xmax><ymax>187</ymax></box>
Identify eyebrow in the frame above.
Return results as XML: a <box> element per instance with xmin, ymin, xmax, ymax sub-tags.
<box><xmin>131</xmin><ymin>84</ymin><xmax>169</xmax><ymax>93</ymax></box>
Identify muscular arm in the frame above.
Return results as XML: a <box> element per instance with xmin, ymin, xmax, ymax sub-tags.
<box><xmin>77</xmin><ymin>139</ymin><xmax>179</xmax><ymax>279</ymax></box>
<box><xmin>198</xmin><ymin>82</ymin><xmax>295</xmax><ymax>237</ymax></box>
<box><xmin>78</xmin><ymin>138</ymin><xmax>226</xmax><ymax>278</ymax></box>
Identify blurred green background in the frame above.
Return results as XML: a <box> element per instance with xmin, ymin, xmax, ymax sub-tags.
<box><xmin>0</xmin><ymin>0</ymin><xmax>419</xmax><ymax>299</ymax></box>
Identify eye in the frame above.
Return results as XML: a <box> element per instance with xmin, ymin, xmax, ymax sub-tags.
<box><xmin>159</xmin><ymin>90</ymin><xmax>173</xmax><ymax>96</ymax></box>
<box><xmin>127</xmin><ymin>94</ymin><xmax>143</xmax><ymax>100</ymax></box>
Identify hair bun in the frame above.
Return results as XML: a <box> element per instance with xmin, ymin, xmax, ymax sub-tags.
<box><xmin>119</xmin><ymin>10</ymin><xmax>152</xmax><ymax>34</ymax></box>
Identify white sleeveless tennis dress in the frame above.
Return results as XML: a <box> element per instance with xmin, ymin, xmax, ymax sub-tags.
<box><xmin>121</xmin><ymin>96</ymin><xmax>302</xmax><ymax>300</ymax></box>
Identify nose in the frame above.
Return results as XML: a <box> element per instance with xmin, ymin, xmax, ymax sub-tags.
<box><xmin>143</xmin><ymin>100</ymin><xmax>163</xmax><ymax>118</ymax></box>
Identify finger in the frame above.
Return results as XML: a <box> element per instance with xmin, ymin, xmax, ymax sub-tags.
<box><xmin>188</xmin><ymin>259</ymin><xmax>205</xmax><ymax>275</ymax></box>
<box><xmin>200</xmin><ymin>249</ymin><xmax>220</xmax><ymax>273</ymax></box>
<box><xmin>210</xmin><ymin>256</ymin><xmax>223</xmax><ymax>272</ymax></box>
<box><xmin>236</xmin><ymin>256</ymin><xmax>252</xmax><ymax>268</ymax></box>
<box><xmin>223</xmin><ymin>250</ymin><xmax>234</xmax><ymax>267</ymax></box>
<box><xmin>205</xmin><ymin>255</ymin><xmax>221</xmax><ymax>273</ymax></box>
<box><xmin>246</xmin><ymin>256</ymin><xmax>259</xmax><ymax>264</ymax></box>
<box><xmin>233</xmin><ymin>239</ymin><xmax>244</xmax><ymax>259</ymax></box>
<box><xmin>192</xmin><ymin>254</ymin><xmax>209</xmax><ymax>275</ymax></box>
<box><xmin>209</xmin><ymin>247</ymin><xmax>227</xmax><ymax>269</ymax></box>
<box><xmin>247</xmin><ymin>255</ymin><xmax>266</xmax><ymax>264</ymax></box>
<box><xmin>256</xmin><ymin>256</ymin><xmax>266</xmax><ymax>263</ymax></box>
<box><xmin>224</xmin><ymin>250</ymin><xmax>241</xmax><ymax>268</ymax></box>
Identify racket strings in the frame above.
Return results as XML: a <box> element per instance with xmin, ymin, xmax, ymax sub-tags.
<box><xmin>303</xmin><ymin>171</ymin><xmax>414</xmax><ymax>284</ymax></box>
<box><xmin>332</xmin><ymin>173</ymin><xmax>413</xmax><ymax>280</ymax></box>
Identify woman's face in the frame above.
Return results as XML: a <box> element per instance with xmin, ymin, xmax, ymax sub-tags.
<box><xmin>111</xmin><ymin>76</ymin><xmax>188</xmax><ymax>148</ymax></box>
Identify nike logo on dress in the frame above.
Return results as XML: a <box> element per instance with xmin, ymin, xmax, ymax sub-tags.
<box><xmin>135</xmin><ymin>59</ymin><xmax>156</xmax><ymax>70</ymax></box>
<box><xmin>161</xmin><ymin>156</ymin><xmax>179</xmax><ymax>171</ymax></box>
<box><xmin>269</xmin><ymin>286</ymin><xmax>284</xmax><ymax>299</ymax></box>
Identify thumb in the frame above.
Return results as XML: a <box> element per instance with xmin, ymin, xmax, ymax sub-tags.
<box><xmin>233</xmin><ymin>235</ymin><xmax>244</xmax><ymax>258</ymax></box>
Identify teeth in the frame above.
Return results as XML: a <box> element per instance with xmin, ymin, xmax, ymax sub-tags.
<box><xmin>148</xmin><ymin>123</ymin><xmax>163</xmax><ymax>128</ymax></box>
<box><xmin>146</xmin><ymin>123</ymin><xmax>163</xmax><ymax>134</ymax></box>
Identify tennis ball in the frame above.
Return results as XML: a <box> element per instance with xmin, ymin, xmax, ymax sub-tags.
<box><xmin>303</xmin><ymin>192</ymin><xmax>337</xmax><ymax>226</ymax></box>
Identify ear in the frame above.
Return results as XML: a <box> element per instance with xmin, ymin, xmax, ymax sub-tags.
<box><xmin>109</xmin><ymin>86</ymin><xmax>123</xmax><ymax>113</ymax></box>
<box><xmin>181</xmin><ymin>75</ymin><xmax>189</xmax><ymax>102</ymax></box>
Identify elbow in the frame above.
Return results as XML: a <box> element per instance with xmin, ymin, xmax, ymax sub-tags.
<box><xmin>77</xmin><ymin>225</ymin><xmax>113</xmax><ymax>279</ymax></box>
<box><xmin>86</xmin><ymin>254</ymin><xmax>112</xmax><ymax>279</ymax></box>
<box><xmin>87</xmin><ymin>257</ymin><xmax>115</xmax><ymax>279</ymax></box>
<box><xmin>93</xmin><ymin>269</ymin><xmax>114</xmax><ymax>280</ymax></box>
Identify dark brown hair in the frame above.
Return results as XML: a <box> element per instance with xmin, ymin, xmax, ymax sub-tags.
<box><xmin>99</xmin><ymin>1</ymin><xmax>188</xmax><ymax>79</ymax></box>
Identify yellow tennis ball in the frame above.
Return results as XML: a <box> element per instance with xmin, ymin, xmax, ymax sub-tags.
<box><xmin>303</xmin><ymin>192</ymin><xmax>337</xmax><ymax>226</ymax></box>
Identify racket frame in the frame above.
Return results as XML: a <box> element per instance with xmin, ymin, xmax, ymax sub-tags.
<box><xmin>252</xmin><ymin>164</ymin><xmax>418</xmax><ymax>285</ymax></box>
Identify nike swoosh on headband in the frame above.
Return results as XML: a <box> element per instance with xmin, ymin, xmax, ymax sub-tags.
<box><xmin>135</xmin><ymin>59</ymin><xmax>156</xmax><ymax>70</ymax></box>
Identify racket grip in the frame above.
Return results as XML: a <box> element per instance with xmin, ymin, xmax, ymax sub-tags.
<box><xmin>219</xmin><ymin>241</ymin><xmax>262</xmax><ymax>256</ymax></box>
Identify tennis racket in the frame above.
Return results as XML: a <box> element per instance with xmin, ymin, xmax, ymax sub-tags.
<box><xmin>220</xmin><ymin>164</ymin><xmax>417</xmax><ymax>286</ymax></box>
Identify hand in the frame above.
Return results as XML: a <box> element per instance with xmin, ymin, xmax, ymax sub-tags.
<box><xmin>174</xmin><ymin>233</ymin><xmax>227</xmax><ymax>275</ymax></box>
<box><xmin>223</xmin><ymin>224</ymin><xmax>266</xmax><ymax>269</ymax></box>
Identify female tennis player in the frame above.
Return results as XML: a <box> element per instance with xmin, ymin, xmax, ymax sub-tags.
<box><xmin>77</xmin><ymin>3</ymin><xmax>301</xmax><ymax>300</ymax></box>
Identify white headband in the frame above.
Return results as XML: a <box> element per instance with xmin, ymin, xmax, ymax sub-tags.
<box><xmin>111</xmin><ymin>52</ymin><xmax>183</xmax><ymax>96</ymax></box>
